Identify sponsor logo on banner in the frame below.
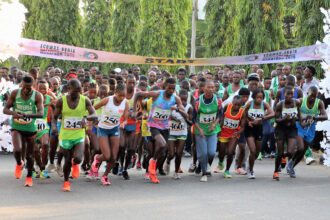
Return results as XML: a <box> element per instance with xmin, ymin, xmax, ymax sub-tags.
<box><xmin>245</xmin><ymin>55</ymin><xmax>258</xmax><ymax>61</ymax></box>
<box><xmin>40</xmin><ymin>43</ymin><xmax>75</xmax><ymax>57</ymax></box>
<box><xmin>83</xmin><ymin>51</ymin><xmax>98</xmax><ymax>60</ymax></box>
<box><xmin>262</xmin><ymin>49</ymin><xmax>297</xmax><ymax>62</ymax></box>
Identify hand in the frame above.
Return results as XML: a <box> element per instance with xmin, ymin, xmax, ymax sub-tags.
<box><xmin>252</xmin><ymin>118</ymin><xmax>262</xmax><ymax>125</ymax></box>
<box><xmin>209</xmin><ymin>122</ymin><xmax>217</xmax><ymax>132</ymax></box>
<box><xmin>198</xmin><ymin>128</ymin><xmax>205</xmax><ymax>138</ymax></box>
<box><xmin>120</xmin><ymin>121</ymin><xmax>127</xmax><ymax>129</ymax></box>
<box><xmin>81</xmin><ymin>118</ymin><xmax>87</xmax><ymax>128</ymax></box>
<box><xmin>248</xmin><ymin>121</ymin><xmax>254</xmax><ymax>127</ymax></box>
<box><xmin>12</xmin><ymin>111</ymin><xmax>24</xmax><ymax>119</ymax></box>
<box><xmin>233</xmin><ymin>131</ymin><xmax>240</xmax><ymax>138</ymax></box>
<box><xmin>170</xmin><ymin>106</ymin><xmax>178</xmax><ymax>111</ymax></box>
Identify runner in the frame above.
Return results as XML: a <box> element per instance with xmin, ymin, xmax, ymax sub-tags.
<box><xmin>193</xmin><ymin>80</ymin><xmax>222</xmax><ymax>182</ymax></box>
<box><xmin>290</xmin><ymin>86</ymin><xmax>328</xmax><ymax>174</ymax></box>
<box><xmin>244</xmin><ymin>88</ymin><xmax>274</xmax><ymax>179</ymax></box>
<box><xmin>223</xmin><ymin>71</ymin><xmax>242</xmax><ymax>100</ymax></box>
<box><xmin>164</xmin><ymin>90</ymin><xmax>192</xmax><ymax>179</ymax></box>
<box><xmin>133</xmin><ymin>78</ymin><xmax>184</xmax><ymax>183</ymax></box>
<box><xmin>51</xmin><ymin>79</ymin><xmax>96</xmax><ymax>191</ymax></box>
<box><xmin>34</xmin><ymin>79</ymin><xmax>55</xmax><ymax>178</ymax></box>
<box><xmin>3</xmin><ymin>76</ymin><xmax>44</xmax><ymax>186</ymax></box>
<box><xmin>218</xmin><ymin>95</ymin><xmax>246</xmax><ymax>178</ymax></box>
<box><xmin>273</xmin><ymin>86</ymin><xmax>300</xmax><ymax>180</ymax></box>
<box><xmin>90</xmin><ymin>83</ymin><xmax>129</xmax><ymax>185</ymax></box>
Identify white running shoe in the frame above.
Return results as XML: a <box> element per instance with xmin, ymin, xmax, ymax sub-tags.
<box><xmin>56</xmin><ymin>163</ymin><xmax>64</xmax><ymax>177</ymax></box>
<box><xmin>306</xmin><ymin>157</ymin><xmax>315</xmax><ymax>165</ymax></box>
<box><xmin>173</xmin><ymin>172</ymin><xmax>181</xmax><ymax>180</ymax></box>
<box><xmin>248</xmin><ymin>171</ymin><xmax>255</xmax><ymax>179</ymax></box>
<box><xmin>46</xmin><ymin>163</ymin><xmax>56</xmax><ymax>173</ymax></box>
<box><xmin>200</xmin><ymin>175</ymin><xmax>208</xmax><ymax>182</ymax></box>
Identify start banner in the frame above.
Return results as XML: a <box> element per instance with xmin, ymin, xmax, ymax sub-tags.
<box><xmin>1</xmin><ymin>38</ymin><xmax>328</xmax><ymax>66</ymax></box>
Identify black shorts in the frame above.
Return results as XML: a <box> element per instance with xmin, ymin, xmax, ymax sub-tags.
<box><xmin>149</xmin><ymin>127</ymin><xmax>170</xmax><ymax>142</ymax></box>
<box><xmin>244</xmin><ymin>125</ymin><xmax>263</xmax><ymax>141</ymax></box>
<box><xmin>275</xmin><ymin>125</ymin><xmax>297</xmax><ymax>140</ymax></box>
<box><xmin>11</xmin><ymin>129</ymin><xmax>37</xmax><ymax>138</ymax></box>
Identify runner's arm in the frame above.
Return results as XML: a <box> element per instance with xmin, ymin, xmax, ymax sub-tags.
<box><xmin>274</xmin><ymin>90</ymin><xmax>282</xmax><ymax>110</ymax></box>
<box><xmin>85</xmin><ymin>97</ymin><xmax>97</xmax><ymax>120</ymax></box>
<box><xmin>219</xmin><ymin>104</ymin><xmax>228</xmax><ymax>128</ymax></box>
<box><xmin>121</xmin><ymin>101</ymin><xmax>130</xmax><ymax>128</ymax></box>
<box><xmin>263</xmin><ymin>102</ymin><xmax>275</xmax><ymax>120</ymax></box>
<box><xmin>275</xmin><ymin>101</ymin><xmax>286</xmax><ymax>123</ymax></box>
<box><xmin>237</xmin><ymin>110</ymin><xmax>246</xmax><ymax>135</ymax></box>
<box><xmin>222</xmin><ymin>88</ymin><xmax>229</xmax><ymax>101</ymax></box>
<box><xmin>25</xmin><ymin>91</ymin><xmax>44</xmax><ymax>118</ymax></box>
<box><xmin>315</xmin><ymin>100</ymin><xmax>328</xmax><ymax>121</ymax></box>
<box><xmin>51</xmin><ymin>98</ymin><xmax>63</xmax><ymax>136</ymax></box>
<box><xmin>94</xmin><ymin>97</ymin><xmax>109</xmax><ymax>110</ymax></box>
<box><xmin>3</xmin><ymin>90</ymin><xmax>23</xmax><ymax>118</ymax></box>
<box><xmin>132</xmin><ymin>91</ymin><xmax>160</xmax><ymax>115</ymax></box>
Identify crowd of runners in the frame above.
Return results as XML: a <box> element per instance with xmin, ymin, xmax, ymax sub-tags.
<box><xmin>0</xmin><ymin>63</ymin><xmax>328</xmax><ymax>191</ymax></box>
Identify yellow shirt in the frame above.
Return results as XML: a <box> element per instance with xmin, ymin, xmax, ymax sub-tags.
<box><xmin>142</xmin><ymin>98</ymin><xmax>153</xmax><ymax>137</ymax></box>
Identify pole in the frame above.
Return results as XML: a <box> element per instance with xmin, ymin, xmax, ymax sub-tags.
<box><xmin>190</xmin><ymin>0</ymin><xmax>197</xmax><ymax>74</ymax></box>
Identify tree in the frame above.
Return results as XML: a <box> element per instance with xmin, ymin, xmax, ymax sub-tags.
<box><xmin>138</xmin><ymin>0</ymin><xmax>191</xmax><ymax>71</ymax></box>
<box><xmin>204</xmin><ymin>0</ymin><xmax>227</xmax><ymax>57</ymax></box>
<box><xmin>295</xmin><ymin>0</ymin><xmax>330</xmax><ymax>46</ymax></box>
<box><xmin>83</xmin><ymin>0</ymin><xmax>113</xmax><ymax>72</ymax></box>
<box><xmin>21</xmin><ymin>0</ymin><xmax>82</xmax><ymax>72</ymax></box>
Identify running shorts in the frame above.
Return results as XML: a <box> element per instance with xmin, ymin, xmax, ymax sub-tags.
<box><xmin>97</xmin><ymin>126</ymin><xmax>120</xmax><ymax>138</ymax></box>
<box><xmin>36</xmin><ymin>129</ymin><xmax>49</xmax><ymax>144</ymax></box>
<box><xmin>275</xmin><ymin>124</ymin><xmax>297</xmax><ymax>140</ymax></box>
<box><xmin>238</xmin><ymin>133</ymin><xmax>246</xmax><ymax>144</ymax></box>
<box><xmin>296</xmin><ymin>122</ymin><xmax>315</xmax><ymax>143</ymax></box>
<box><xmin>169</xmin><ymin>135</ymin><xmax>187</xmax><ymax>141</ymax></box>
<box><xmin>124</xmin><ymin>124</ymin><xmax>136</xmax><ymax>132</ymax></box>
<box><xmin>59</xmin><ymin>138</ymin><xmax>84</xmax><ymax>150</ymax></box>
<box><xmin>244</xmin><ymin>125</ymin><xmax>263</xmax><ymax>141</ymax></box>
<box><xmin>149</xmin><ymin>127</ymin><xmax>170</xmax><ymax>142</ymax></box>
<box><xmin>11</xmin><ymin>129</ymin><xmax>37</xmax><ymax>139</ymax></box>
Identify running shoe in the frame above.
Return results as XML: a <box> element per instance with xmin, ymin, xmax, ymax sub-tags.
<box><xmin>281</xmin><ymin>158</ymin><xmax>287</xmax><ymax>169</ymax></box>
<box><xmin>188</xmin><ymin>163</ymin><xmax>196</xmax><ymax>173</ymax></box>
<box><xmin>91</xmin><ymin>154</ymin><xmax>101</xmax><ymax>173</ymax></box>
<box><xmin>40</xmin><ymin>170</ymin><xmax>50</xmax><ymax>179</ymax></box>
<box><xmin>235</xmin><ymin>168</ymin><xmax>247</xmax><ymax>175</ymax></box>
<box><xmin>257</xmin><ymin>152</ymin><xmax>262</xmax><ymax>160</ymax></box>
<box><xmin>24</xmin><ymin>177</ymin><xmax>33</xmax><ymax>187</ymax></box>
<box><xmin>15</xmin><ymin>163</ymin><xmax>23</xmax><ymax>179</ymax></box>
<box><xmin>86</xmin><ymin>170</ymin><xmax>96</xmax><ymax>180</ymax></box>
<box><xmin>305</xmin><ymin>157</ymin><xmax>315</xmax><ymax>165</ymax></box>
<box><xmin>118</xmin><ymin>167</ymin><xmax>123</xmax><ymax>175</ymax></box>
<box><xmin>101</xmin><ymin>176</ymin><xmax>111</xmax><ymax>185</ymax></box>
<box><xmin>173</xmin><ymin>172</ymin><xmax>181</xmax><ymax>180</ymax></box>
<box><xmin>72</xmin><ymin>162</ymin><xmax>80</xmax><ymax>179</ymax></box>
<box><xmin>164</xmin><ymin>162</ymin><xmax>170</xmax><ymax>175</ymax></box>
<box><xmin>183</xmin><ymin>151</ymin><xmax>192</xmax><ymax>157</ymax></box>
<box><xmin>136</xmin><ymin>162</ymin><xmax>142</xmax><ymax>170</ymax></box>
<box><xmin>62</xmin><ymin>181</ymin><xmax>71</xmax><ymax>192</ymax></box>
<box><xmin>56</xmin><ymin>163</ymin><xmax>64</xmax><ymax>177</ymax></box>
<box><xmin>46</xmin><ymin>163</ymin><xmax>56</xmax><ymax>173</ymax></box>
<box><xmin>32</xmin><ymin>171</ymin><xmax>37</xmax><ymax>179</ymax></box>
<box><xmin>287</xmin><ymin>160</ymin><xmax>296</xmax><ymax>178</ymax></box>
<box><xmin>149</xmin><ymin>173</ymin><xmax>160</xmax><ymax>183</ymax></box>
<box><xmin>263</xmin><ymin>153</ymin><xmax>270</xmax><ymax>158</ymax></box>
<box><xmin>178</xmin><ymin>167</ymin><xmax>184</xmax><ymax>173</ymax></box>
<box><xmin>122</xmin><ymin>170</ymin><xmax>130</xmax><ymax>180</ymax></box>
<box><xmin>223</xmin><ymin>170</ymin><xmax>232</xmax><ymax>178</ymax></box>
<box><xmin>248</xmin><ymin>171</ymin><xmax>255</xmax><ymax>179</ymax></box>
<box><xmin>289</xmin><ymin>169</ymin><xmax>296</xmax><ymax>178</ymax></box>
<box><xmin>270</xmin><ymin>151</ymin><xmax>276</xmax><ymax>158</ymax></box>
<box><xmin>112</xmin><ymin>162</ymin><xmax>119</xmax><ymax>175</ymax></box>
<box><xmin>273</xmin><ymin>172</ymin><xmax>279</xmax><ymax>181</ymax></box>
<box><xmin>148</xmin><ymin>159</ymin><xmax>157</xmax><ymax>175</ymax></box>
<box><xmin>200</xmin><ymin>175</ymin><xmax>207</xmax><ymax>182</ymax></box>
<box><xmin>144</xmin><ymin>172</ymin><xmax>150</xmax><ymax>180</ymax></box>
<box><xmin>214</xmin><ymin>161</ymin><xmax>224</xmax><ymax>173</ymax></box>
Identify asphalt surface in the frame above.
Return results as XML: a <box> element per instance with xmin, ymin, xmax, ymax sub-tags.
<box><xmin>1</xmin><ymin>154</ymin><xmax>330</xmax><ymax>220</ymax></box>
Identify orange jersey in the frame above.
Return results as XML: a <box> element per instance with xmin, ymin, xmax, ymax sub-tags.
<box><xmin>220</xmin><ymin>104</ymin><xmax>244</xmax><ymax>138</ymax></box>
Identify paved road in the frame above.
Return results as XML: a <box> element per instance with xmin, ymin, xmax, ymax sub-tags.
<box><xmin>1</xmin><ymin>154</ymin><xmax>330</xmax><ymax>220</ymax></box>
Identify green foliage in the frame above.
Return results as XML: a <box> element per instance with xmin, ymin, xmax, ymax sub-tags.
<box><xmin>204</xmin><ymin>0</ymin><xmax>226</xmax><ymax>57</ymax></box>
<box><xmin>83</xmin><ymin>0</ymin><xmax>113</xmax><ymax>72</ymax></box>
<box><xmin>295</xmin><ymin>0</ymin><xmax>330</xmax><ymax>46</ymax></box>
<box><xmin>21</xmin><ymin>0</ymin><xmax>82</xmax><ymax>72</ymax></box>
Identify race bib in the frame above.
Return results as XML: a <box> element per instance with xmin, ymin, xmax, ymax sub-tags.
<box><xmin>170</xmin><ymin>120</ymin><xmax>186</xmax><ymax>135</ymax></box>
<box><xmin>63</xmin><ymin>117</ymin><xmax>83</xmax><ymax>130</ymax></box>
<box><xmin>223</xmin><ymin>117</ymin><xmax>240</xmax><ymax>129</ymax></box>
<box><xmin>152</xmin><ymin>107</ymin><xmax>171</xmax><ymax>121</ymax></box>
<box><xmin>199</xmin><ymin>113</ymin><xmax>217</xmax><ymax>124</ymax></box>
<box><xmin>282</xmin><ymin>107</ymin><xmax>298</xmax><ymax>119</ymax></box>
<box><xmin>248</xmin><ymin>109</ymin><xmax>264</xmax><ymax>120</ymax></box>
<box><xmin>14</xmin><ymin>116</ymin><xmax>32</xmax><ymax>124</ymax></box>
<box><xmin>101</xmin><ymin>115</ymin><xmax>120</xmax><ymax>127</ymax></box>
<box><xmin>36</xmin><ymin>119</ymin><xmax>47</xmax><ymax>131</ymax></box>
